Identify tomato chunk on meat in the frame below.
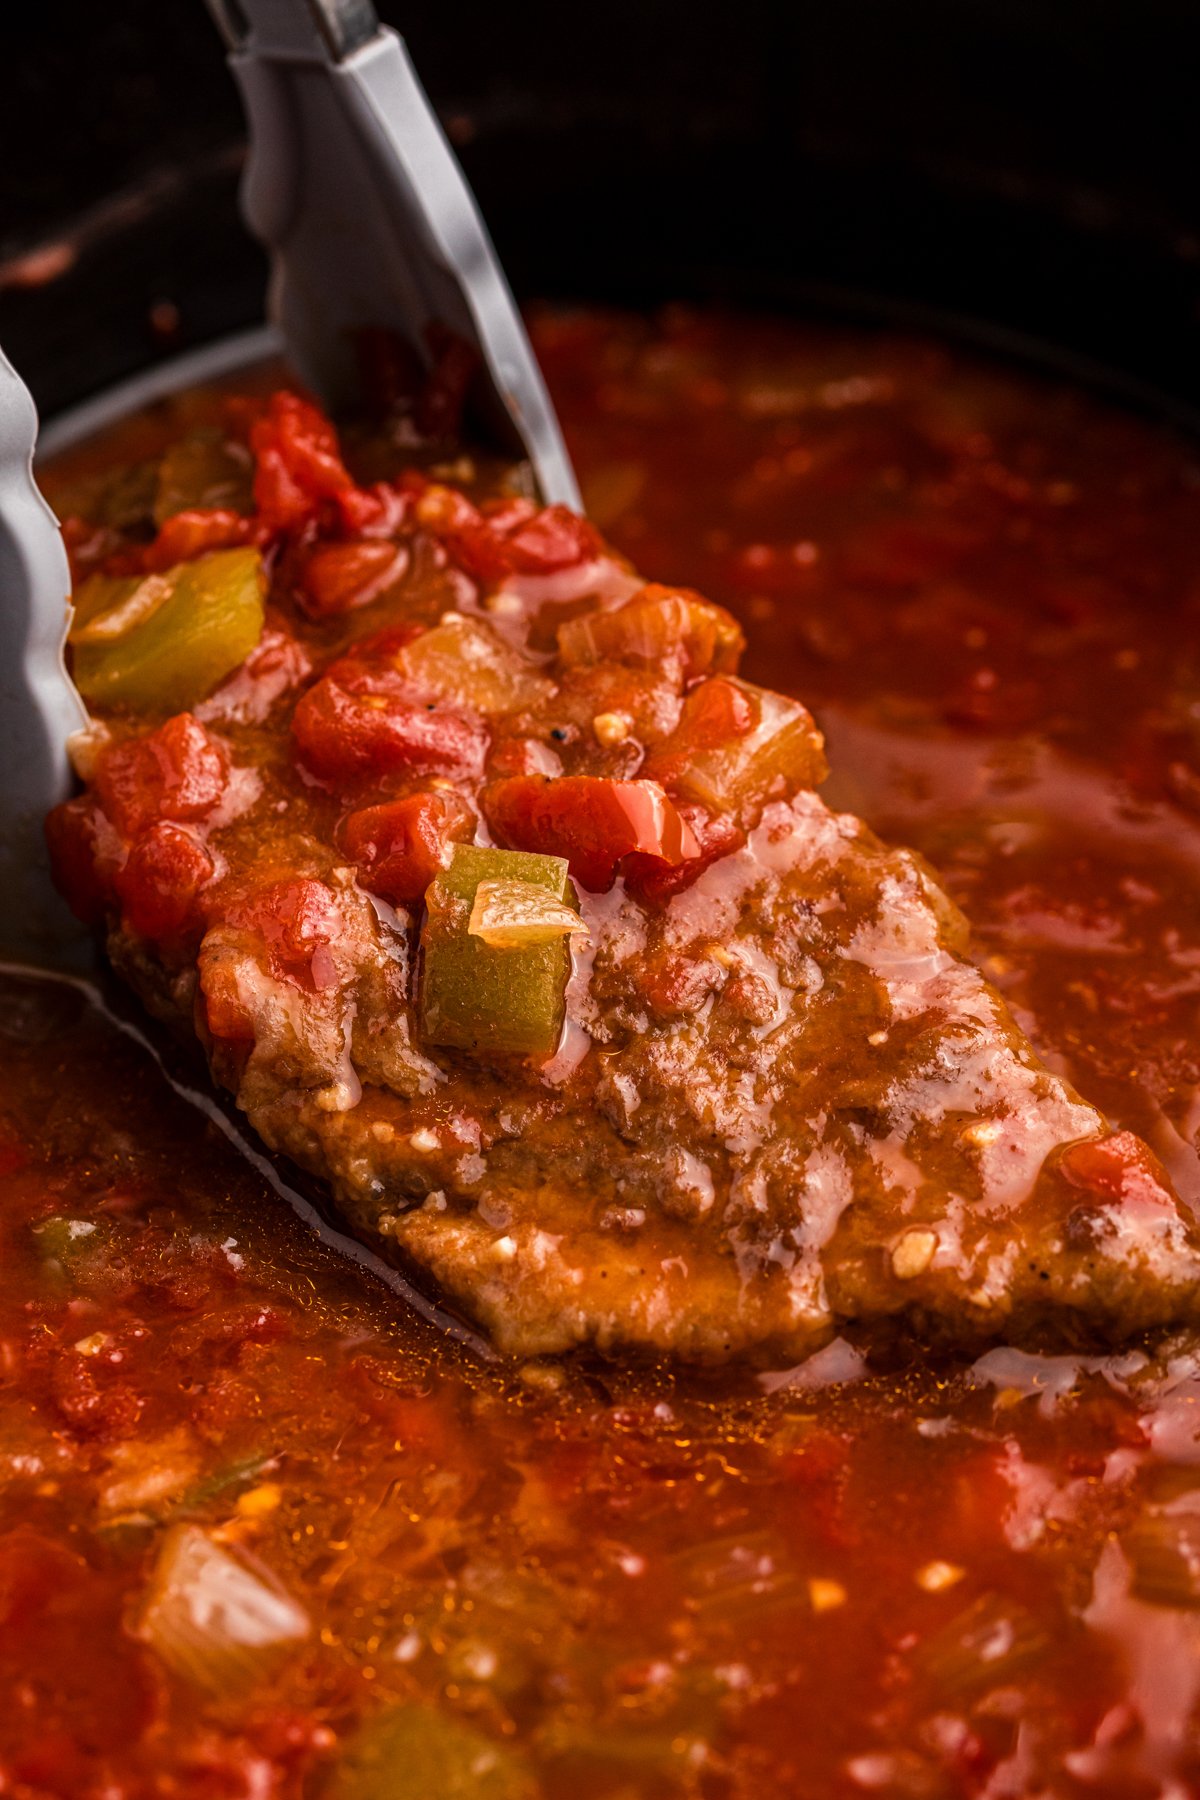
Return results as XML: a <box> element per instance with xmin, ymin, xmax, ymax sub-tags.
<box><xmin>339</xmin><ymin>791</ymin><xmax>476</xmax><ymax>905</ymax></box>
<box><xmin>298</xmin><ymin>540</ymin><xmax>407</xmax><ymax>619</ymax></box>
<box><xmin>250</xmin><ymin>392</ymin><xmax>356</xmax><ymax>532</ymax></box>
<box><xmin>485</xmin><ymin>774</ymin><xmax>701</xmax><ymax>891</ymax></box>
<box><xmin>491</xmin><ymin>500</ymin><xmax>603</xmax><ymax>574</ymax></box>
<box><xmin>224</xmin><ymin>878</ymin><xmax>342</xmax><ymax>991</ymax></box>
<box><xmin>243</xmin><ymin>392</ymin><xmax>389</xmax><ymax>536</ymax></box>
<box><xmin>93</xmin><ymin>713</ymin><xmax>229</xmax><ymax>840</ymax></box>
<box><xmin>44</xmin><ymin>798</ymin><xmax>118</xmax><ymax>925</ymax></box>
<box><xmin>644</xmin><ymin>676</ymin><xmax>827</xmax><ymax>814</ymax></box>
<box><xmin>646</xmin><ymin>676</ymin><xmax>756</xmax><ymax>782</ymax></box>
<box><xmin>623</xmin><ymin>802</ymin><xmax>745</xmax><ymax>904</ymax></box>
<box><xmin>1058</xmin><ymin>1130</ymin><xmax>1178</xmax><ymax>1216</ymax></box>
<box><xmin>413</xmin><ymin>484</ymin><xmax>602</xmax><ymax>584</ymax></box>
<box><xmin>291</xmin><ymin>676</ymin><xmax>487</xmax><ymax>786</ymax></box>
<box><xmin>143</xmin><ymin>508</ymin><xmax>260</xmax><ymax>572</ymax></box>
<box><xmin>113</xmin><ymin>822</ymin><xmax>215</xmax><ymax>943</ymax></box>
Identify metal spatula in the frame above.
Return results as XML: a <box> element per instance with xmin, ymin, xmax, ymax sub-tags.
<box><xmin>0</xmin><ymin>348</ymin><xmax>87</xmax><ymax>967</ymax></box>
<box><xmin>0</xmin><ymin>0</ymin><xmax>580</xmax><ymax>967</ymax></box>
<box><xmin>206</xmin><ymin>0</ymin><xmax>580</xmax><ymax>507</ymax></box>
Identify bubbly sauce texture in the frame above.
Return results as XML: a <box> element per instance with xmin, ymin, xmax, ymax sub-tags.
<box><xmin>9</xmin><ymin>309</ymin><xmax>1200</xmax><ymax>1795</ymax></box>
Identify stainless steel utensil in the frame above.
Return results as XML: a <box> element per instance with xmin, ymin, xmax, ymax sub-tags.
<box><xmin>206</xmin><ymin>0</ymin><xmax>581</xmax><ymax>507</ymax></box>
<box><xmin>0</xmin><ymin>348</ymin><xmax>88</xmax><ymax>967</ymax></box>
<box><xmin>0</xmin><ymin>0</ymin><xmax>581</xmax><ymax>968</ymax></box>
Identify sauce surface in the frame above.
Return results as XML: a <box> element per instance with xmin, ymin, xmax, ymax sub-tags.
<box><xmin>8</xmin><ymin>308</ymin><xmax>1200</xmax><ymax>1796</ymax></box>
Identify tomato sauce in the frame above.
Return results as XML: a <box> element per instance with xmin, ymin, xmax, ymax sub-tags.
<box><xmin>7</xmin><ymin>307</ymin><xmax>1200</xmax><ymax>1796</ymax></box>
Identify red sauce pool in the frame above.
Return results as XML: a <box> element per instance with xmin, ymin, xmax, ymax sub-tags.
<box><xmin>6</xmin><ymin>307</ymin><xmax>1200</xmax><ymax>1797</ymax></box>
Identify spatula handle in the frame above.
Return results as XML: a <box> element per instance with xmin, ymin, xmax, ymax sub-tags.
<box><xmin>207</xmin><ymin>0</ymin><xmax>582</xmax><ymax>509</ymax></box>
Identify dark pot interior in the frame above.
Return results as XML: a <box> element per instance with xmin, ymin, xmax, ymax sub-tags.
<box><xmin>5</xmin><ymin>0</ymin><xmax>1200</xmax><ymax>423</ymax></box>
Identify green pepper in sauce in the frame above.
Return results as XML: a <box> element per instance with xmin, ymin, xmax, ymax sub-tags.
<box><xmin>419</xmin><ymin>845</ymin><xmax>578</xmax><ymax>1058</ymax></box>
<box><xmin>153</xmin><ymin>428</ymin><xmax>254</xmax><ymax>526</ymax></box>
<box><xmin>325</xmin><ymin>1704</ymin><xmax>536</xmax><ymax>1800</ymax></box>
<box><xmin>70</xmin><ymin>546</ymin><xmax>266</xmax><ymax>713</ymax></box>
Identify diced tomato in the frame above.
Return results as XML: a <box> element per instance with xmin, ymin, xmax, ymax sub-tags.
<box><xmin>1059</xmin><ymin>1131</ymin><xmax>1176</xmax><ymax>1216</ymax></box>
<box><xmin>94</xmin><ymin>713</ymin><xmax>228</xmax><ymax>839</ymax></box>
<box><xmin>414</xmin><ymin>484</ymin><xmax>603</xmax><ymax>584</ymax></box>
<box><xmin>113</xmin><ymin>822</ymin><xmax>214</xmax><ymax>943</ymax></box>
<box><xmin>143</xmin><ymin>506</ymin><xmax>260</xmax><ymax>572</ymax></box>
<box><xmin>683</xmin><ymin>676</ymin><xmax>755</xmax><ymax>746</ymax></box>
<box><xmin>645</xmin><ymin>676</ymin><xmax>755</xmax><ymax>793</ymax></box>
<box><xmin>485</xmin><ymin>774</ymin><xmax>700</xmax><ymax>891</ymax></box>
<box><xmin>486</xmin><ymin>734</ymin><xmax>563</xmax><ymax>780</ymax></box>
<box><xmin>325</xmin><ymin>621</ymin><xmax>426</xmax><ymax>682</ymax></box>
<box><xmin>298</xmin><ymin>539</ymin><xmax>406</xmax><ymax>618</ymax></box>
<box><xmin>224</xmin><ymin>878</ymin><xmax>342</xmax><ymax>991</ymax></box>
<box><xmin>249</xmin><ymin>391</ymin><xmax>355</xmax><ymax>531</ymax></box>
<box><xmin>339</xmin><ymin>791</ymin><xmax>475</xmax><ymax>905</ymax></box>
<box><xmin>292</xmin><ymin>676</ymin><xmax>487</xmax><ymax>785</ymax></box>
<box><xmin>497</xmin><ymin>502</ymin><xmax>603</xmax><ymax>574</ymax></box>
<box><xmin>333</xmin><ymin>479</ymin><xmax>412</xmax><ymax>536</ymax></box>
<box><xmin>645</xmin><ymin>676</ymin><xmax>827</xmax><ymax>813</ymax></box>
<box><xmin>45</xmin><ymin>797</ymin><xmax>118</xmax><ymax>924</ymax></box>
<box><xmin>624</xmin><ymin>802</ymin><xmax>743</xmax><ymax>903</ymax></box>
<box><xmin>199</xmin><ymin>962</ymin><xmax>255</xmax><ymax>1044</ymax></box>
<box><xmin>414</xmin><ymin>484</ymin><xmax>512</xmax><ymax>583</ymax></box>
<box><xmin>636</xmin><ymin>949</ymin><xmax>722</xmax><ymax>1020</ymax></box>
<box><xmin>478</xmin><ymin>496</ymin><xmax>539</xmax><ymax>536</ymax></box>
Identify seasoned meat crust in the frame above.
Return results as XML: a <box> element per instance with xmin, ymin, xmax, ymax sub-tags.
<box><xmin>116</xmin><ymin>794</ymin><xmax>1200</xmax><ymax>1362</ymax></box>
<box><xmin>50</xmin><ymin>387</ymin><xmax>1200</xmax><ymax>1362</ymax></box>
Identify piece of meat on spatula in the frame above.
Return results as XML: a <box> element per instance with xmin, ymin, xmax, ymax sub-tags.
<box><xmin>47</xmin><ymin>389</ymin><xmax>1200</xmax><ymax>1362</ymax></box>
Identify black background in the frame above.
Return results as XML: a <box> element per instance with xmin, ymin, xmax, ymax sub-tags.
<box><xmin>4</xmin><ymin>2</ymin><xmax>1200</xmax><ymax>417</ymax></box>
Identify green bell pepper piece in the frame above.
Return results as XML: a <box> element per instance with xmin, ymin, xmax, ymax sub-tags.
<box><xmin>71</xmin><ymin>547</ymin><xmax>266</xmax><ymax>714</ymax></box>
<box><xmin>325</xmin><ymin>1704</ymin><xmax>536</xmax><ymax>1800</ymax></box>
<box><xmin>154</xmin><ymin>429</ymin><xmax>253</xmax><ymax>526</ymax></box>
<box><xmin>420</xmin><ymin>845</ymin><xmax>574</xmax><ymax>1058</ymax></box>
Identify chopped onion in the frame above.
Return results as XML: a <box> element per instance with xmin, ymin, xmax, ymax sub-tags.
<box><xmin>468</xmin><ymin>879</ymin><xmax>588</xmax><ymax>950</ymax></box>
<box><xmin>65</xmin><ymin>722</ymin><xmax>113</xmax><ymax>782</ymax></box>
<box><xmin>70</xmin><ymin>573</ymin><xmax>174</xmax><ymax>644</ymax></box>
<box><xmin>395</xmin><ymin>615</ymin><xmax>553</xmax><ymax>714</ymax></box>
<box><xmin>137</xmin><ymin>1523</ymin><xmax>310</xmax><ymax>1693</ymax></box>
<box><xmin>327</xmin><ymin>1703</ymin><xmax>536</xmax><ymax>1800</ymax></box>
<box><xmin>669</xmin><ymin>680</ymin><xmax>827</xmax><ymax>812</ymax></box>
<box><xmin>556</xmin><ymin>584</ymin><xmax>743</xmax><ymax>682</ymax></box>
<box><xmin>98</xmin><ymin>1427</ymin><xmax>200</xmax><ymax>1520</ymax></box>
<box><xmin>669</xmin><ymin>1527</ymin><xmax>804</xmax><ymax>1622</ymax></box>
<box><xmin>916</xmin><ymin>1591</ymin><xmax>1047</xmax><ymax>1697</ymax></box>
